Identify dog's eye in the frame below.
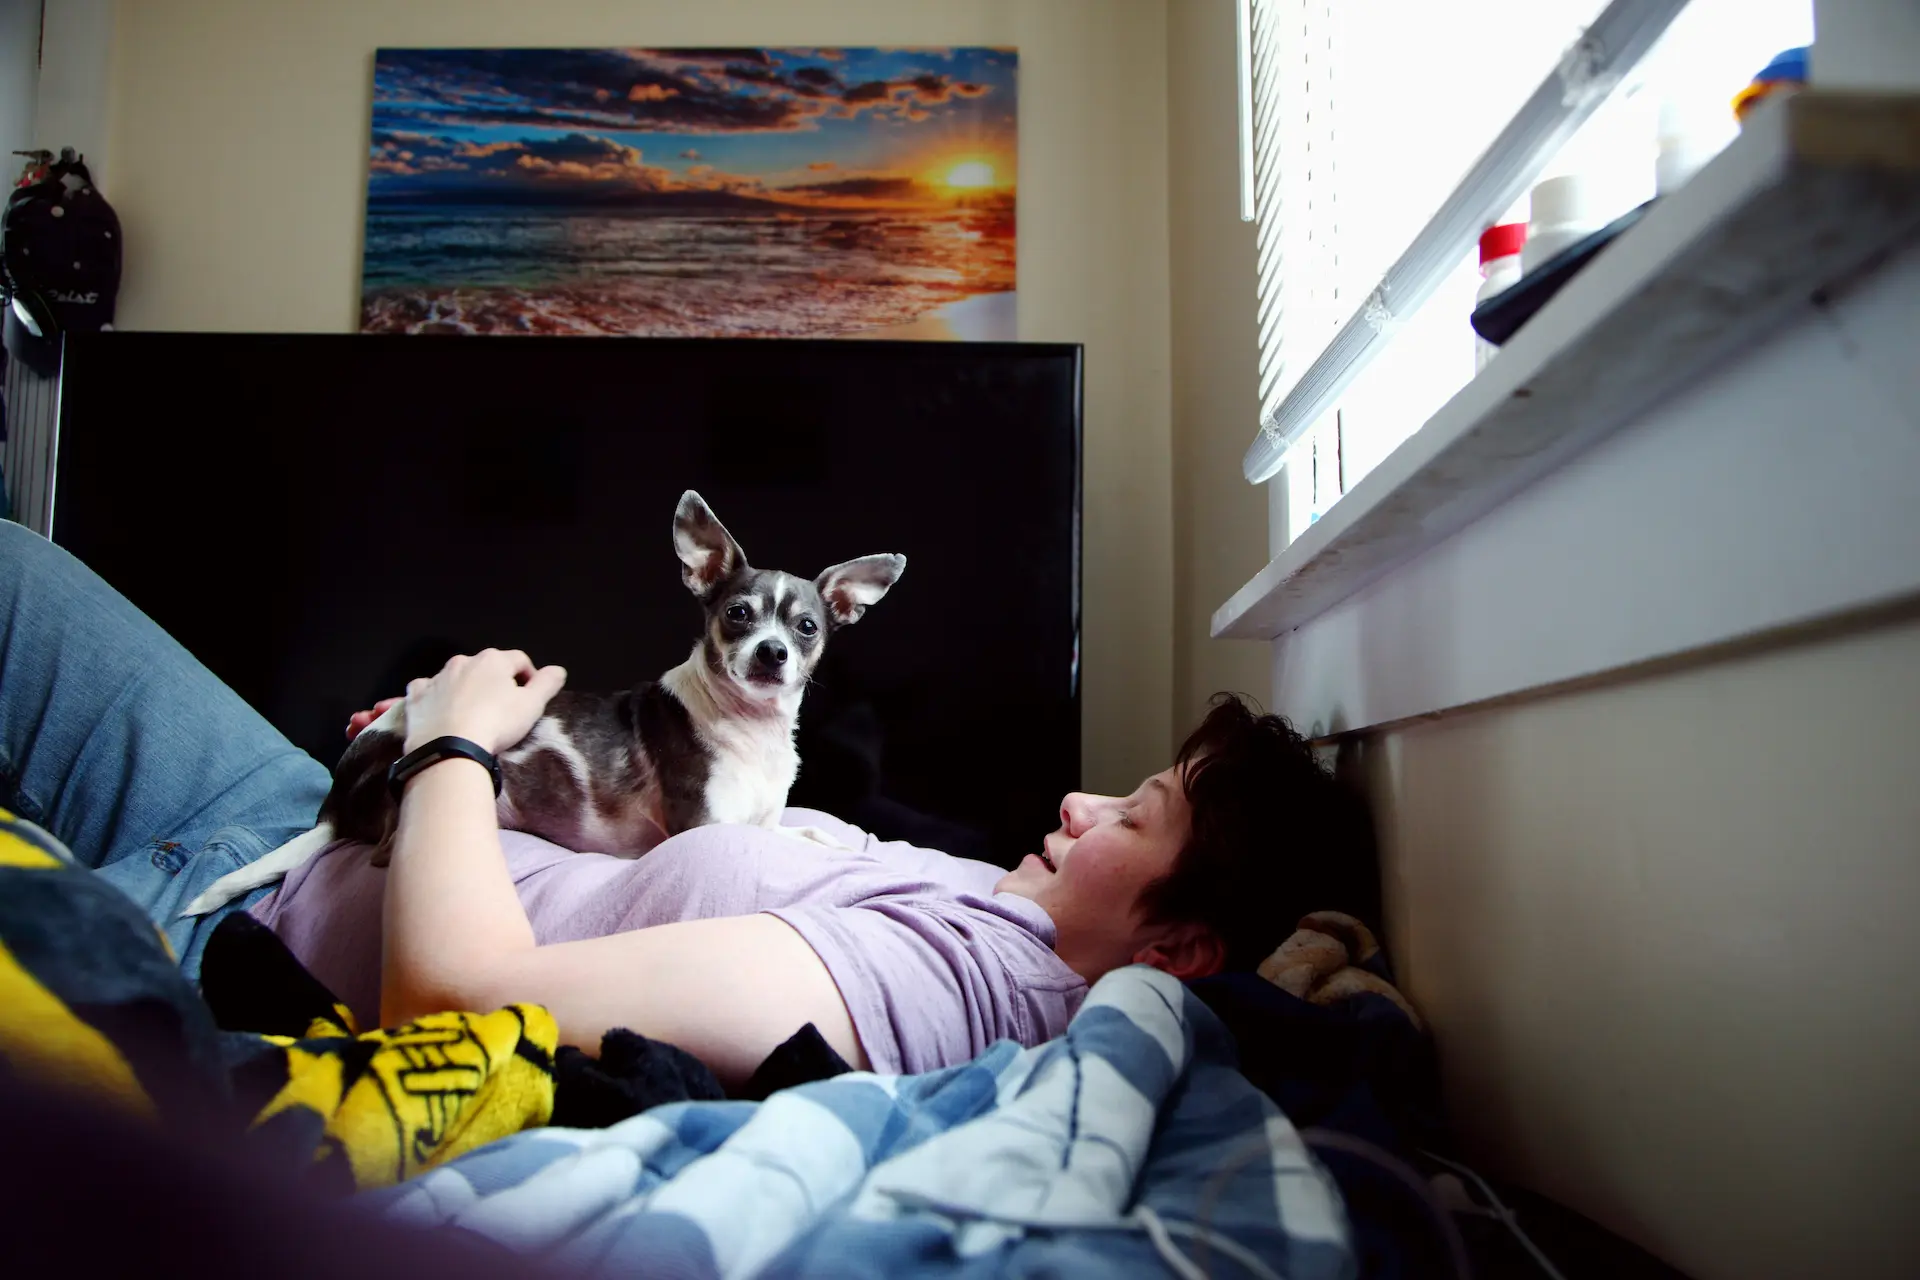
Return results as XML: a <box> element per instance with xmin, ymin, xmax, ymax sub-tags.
<box><xmin>724</xmin><ymin>603</ymin><xmax>751</xmax><ymax>624</ymax></box>
<box><xmin>796</xmin><ymin>617</ymin><xmax>819</xmax><ymax>637</ymax></box>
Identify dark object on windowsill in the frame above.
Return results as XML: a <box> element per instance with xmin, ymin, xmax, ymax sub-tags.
<box><xmin>1471</xmin><ymin>199</ymin><xmax>1658</xmax><ymax>350</ymax></box>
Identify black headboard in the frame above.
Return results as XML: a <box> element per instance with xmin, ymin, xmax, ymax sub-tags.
<box><xmin>53</xmin><ymin>333</ymin><xmax>1082</xmax><ymax>866</ymax></box>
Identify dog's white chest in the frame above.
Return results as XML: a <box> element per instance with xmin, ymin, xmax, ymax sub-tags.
<box><xmin>699</xmin><ymin>724</ymin><xmax>799</xmax><ymax>826</ymax></box>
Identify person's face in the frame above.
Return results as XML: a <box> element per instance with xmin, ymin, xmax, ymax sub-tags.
<box><xmin>996</xmin><ymin>766</ymin><xmax>1222</xmax><ymax>983</ymax></box>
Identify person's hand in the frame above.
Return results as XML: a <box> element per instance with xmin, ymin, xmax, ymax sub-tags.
<box><xmin>345</xmin><ymin>696</ymin><xmax>403</xmax><ymax>741</ymax></box>
<box><xmin>401</xmin><ymin>649</ymin><xmax>566</xmax><ymax>756</ymax></box>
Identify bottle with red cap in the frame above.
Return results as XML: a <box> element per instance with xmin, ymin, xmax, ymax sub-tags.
<box><xmin>1474</xmin><ymin>223</ymin><xmax>1527</xmax><ymax>372</ymax></box>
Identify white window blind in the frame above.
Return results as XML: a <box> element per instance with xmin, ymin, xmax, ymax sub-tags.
<box><xmin>1249</xmin><ymin>0</ymin><xmax>1338</xmax><ymax>438</ymax></box>
<box><xmin>1250</xmin><ymin>0</ymin><xmax>1621</xmax><ymax>447</ymax></box>
<box><xmin>1245</xmin><ymin>0</ymin><xmax>1816</xmax><ymax>535</ymax></box>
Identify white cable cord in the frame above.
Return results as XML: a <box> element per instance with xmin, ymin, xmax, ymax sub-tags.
<box><xmin>1143</xmin><ymin>1123</ymin><xmax>1471</xmax><ymax>1279</ymax></box>
<box><xmin>1302</xmin><ymin>1130</ymin><xmax>1472</xmax><ymax>1279</ymax></box>
<box><xmin>1159</xmin><ymin>1215</ymin><xmax>1289</xmax><ymax>1280</ymax></box>
<box><xmin>1135</xmin><ymin>1205</ymin><xmax>1210</xmax><ymax>1280</ymax></box>
<box><xmin>1133</xmin><ymin>1205</ymin><xmax>1289</xmax><ymax>1280</ymax></box>
<box><xmin>1418</xmin><ymin>1148</ymin><xmax>1571</xmax><ymax>1280</ymax></box>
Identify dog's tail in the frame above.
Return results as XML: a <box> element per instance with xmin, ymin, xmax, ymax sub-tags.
<box><xmin>178</xmin><ymin>822</ymin><xmax>336</xmax><ymax>918</ymax></box>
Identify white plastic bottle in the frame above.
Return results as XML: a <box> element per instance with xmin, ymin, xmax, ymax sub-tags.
<box><xmin>1521</xmin><ymin>174</ymin><xmax>1607</xmax><ymax>276</ymax></box>
<box><xmin>1474</xmin><ymin>223</ymin><xmax>1526</xmax><ymax>372</ymax></box>
<box><xmin>1655</xmin><ymin>97</ymin><xmax>1732</xmax><ymax>196</ymax></box>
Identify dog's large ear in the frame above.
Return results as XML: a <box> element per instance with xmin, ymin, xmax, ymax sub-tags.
<box><xmin>816</xmin><ymin>554</ymin><xmax>905</xmax><ymax>627</ymax></box>
<box><xmin>673</xmin><ymin>491</ymin><xmax>747</xmax><ymax>600</ymax></box>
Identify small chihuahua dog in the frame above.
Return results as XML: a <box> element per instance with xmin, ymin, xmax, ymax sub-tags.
<box><xmin>182</xmin><ymin>491</ymin><xmax>904</xmax><ymax>916</ymax></box>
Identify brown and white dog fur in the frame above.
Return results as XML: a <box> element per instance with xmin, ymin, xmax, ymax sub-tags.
<box><xmin>180</xmin><ymin>491</ymin><xmax>904</xmax><ymax>917</ymax></box>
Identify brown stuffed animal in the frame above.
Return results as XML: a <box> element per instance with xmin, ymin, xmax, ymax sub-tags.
<box><xmin>1256</xmin><ymin>911</ymin><xmax>1423</xmax><ymax>1029</ymax></box>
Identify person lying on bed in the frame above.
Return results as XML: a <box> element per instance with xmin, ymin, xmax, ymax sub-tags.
<box><xmin>0</xmin><ymin>521</ymin><xmax>1375</xmax><ymax>1091</ymax></box>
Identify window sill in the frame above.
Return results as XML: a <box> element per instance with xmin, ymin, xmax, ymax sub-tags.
<box><xmin>1214</xmin><ymin>90</ymin><xmax>1920</xmax><ymax>645</ymax></box>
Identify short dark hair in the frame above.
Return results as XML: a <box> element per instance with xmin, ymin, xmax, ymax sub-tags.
<box><xmin>1139</xmin><ymin>693</ymin><xmax>1379</xmax><ymax>972</ymax></box>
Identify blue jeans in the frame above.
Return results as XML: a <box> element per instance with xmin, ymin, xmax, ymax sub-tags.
<box><xmin>0</xmin><ymin>519</ymin><xmax>331</xmax><ymax>976</ymax></box>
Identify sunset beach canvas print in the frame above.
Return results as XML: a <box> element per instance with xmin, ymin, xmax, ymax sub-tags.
<box><xmin>360</xmin><ymin>47</ymin><xmax>1016</xmax><ymax>340</ymax></box>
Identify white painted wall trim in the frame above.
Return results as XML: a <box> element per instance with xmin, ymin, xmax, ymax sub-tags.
<box><xmin>1269</xmin><ymin>236</ymin><xmax>1920</xmax><ymax>738</ymax></box>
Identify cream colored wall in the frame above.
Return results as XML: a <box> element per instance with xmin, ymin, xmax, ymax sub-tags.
<box><xmin>1357</xmin><ymin>613</ymin><xmax>1920</xmax><ymax>1280</ymax></box>
<box><xmin>1164</xmin><ymin>0</ymin><xmax>1270</xmax><ymax>745</ymax></box>
<box><xmin>99</xmin><ymin>0</ymin><xmax>1173</xmax><ymax>793</ymax></box>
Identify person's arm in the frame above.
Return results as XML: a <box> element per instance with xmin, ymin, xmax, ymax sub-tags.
<box><xmin>378</xmin><ymin>649</ymin><xmax>869</xmax><ymax>1089</ymax></box>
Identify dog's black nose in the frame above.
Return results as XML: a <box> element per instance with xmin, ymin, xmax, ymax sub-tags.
<box><xmin>755</xmin><ymin>638</ymin><xmax>789</xmax><ymax>668</ymax></box>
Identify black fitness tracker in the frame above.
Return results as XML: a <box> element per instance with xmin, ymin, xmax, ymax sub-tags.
<box><xmin>387</xmin><ymin>736</ymin><xmax>504</xmax><ymax>803</ymax></box>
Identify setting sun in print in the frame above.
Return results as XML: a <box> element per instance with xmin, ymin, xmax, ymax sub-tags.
<box><xmin>944</xmin><ymin>160</ymin><xmax>997</xmax><ymax>189</ymax></box>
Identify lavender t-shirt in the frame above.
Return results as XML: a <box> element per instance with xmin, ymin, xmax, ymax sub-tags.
<box><xmin>249</xmin><ymin>809</ymin><xmax>1086</xmax><ymax>1074</ymax></box>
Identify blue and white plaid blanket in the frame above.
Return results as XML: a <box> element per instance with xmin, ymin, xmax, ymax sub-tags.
<box><xmin>371</xmin><ymin>966</ymin><xmax>1353</xmax><ymax>1278</ymax></box>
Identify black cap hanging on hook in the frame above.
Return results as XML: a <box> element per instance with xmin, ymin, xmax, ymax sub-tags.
<box><xmin>2</xmin><ymin>148</ymin><xmax>123</xmax><ymax>377</ymax></box>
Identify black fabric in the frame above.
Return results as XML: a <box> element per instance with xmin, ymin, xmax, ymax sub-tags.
<box><xmin>1189</xmin><ymin>972</ymin><xmax>1445</xmax><ymax>1155</ymax></box>
<box><xmin>548</xmin><ymin>1021</ymin><xmax>855</xmax><ymax>1129</ymax></box>
<box><xmin>740</xmin><ymin>1021</ymin><xmax>855</xmax><ymax>1102</ymax></box>
<box><xmin>202</xmin><ymin>911</ymin><xmax>355</xmax><ymax>1037</ymax></box>
<box><xmin>1</xmin><ymin>150</ymin><xmax>121</xmax><ymax>376</ymax></box>
<box><xmin>551</xmin><ymin>1029</ymin><xmax>724</xmax><ymax>1129</ymax></box>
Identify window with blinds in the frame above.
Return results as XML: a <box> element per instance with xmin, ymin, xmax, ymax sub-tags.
<box><xmin>1242</xmin><ymin>0</ymin><xmax>1815</xmax><ymax>537</ymax></box>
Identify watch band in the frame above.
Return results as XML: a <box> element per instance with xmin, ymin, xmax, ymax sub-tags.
<box><xmin>387</xmin><ymin>736</ymin><xmax>503</xmax><ymax>803</ymax></box>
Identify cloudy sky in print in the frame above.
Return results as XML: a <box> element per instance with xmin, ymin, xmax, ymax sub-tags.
<box><xmin>368</xmin><ymin>47</ymin><xmax>1018</xmax><ymax>209</ymax></box>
